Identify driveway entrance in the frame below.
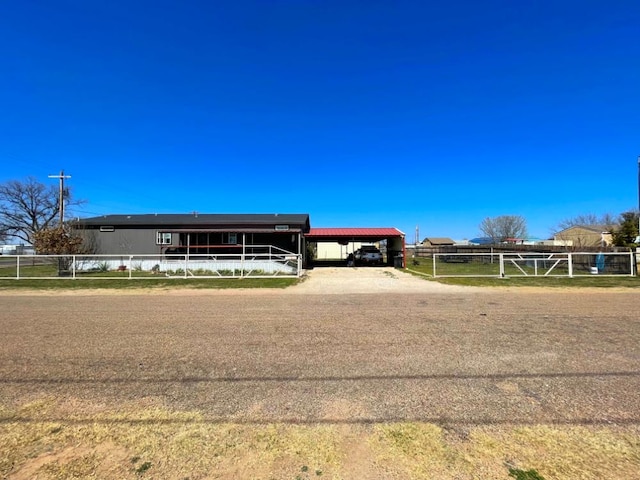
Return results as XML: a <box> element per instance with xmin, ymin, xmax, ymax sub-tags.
<box><xmin>288</xmin><ymin>267</ymin><xmax>469</xmax><ymax>294</ymax></box>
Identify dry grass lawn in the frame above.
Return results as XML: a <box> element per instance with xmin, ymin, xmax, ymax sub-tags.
<box><xmin>2</xmin><ymin>399</ymin><xmax>639</xmax><ymax>479</ymax></box>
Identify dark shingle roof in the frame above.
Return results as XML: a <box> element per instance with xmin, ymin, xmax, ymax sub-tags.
<box><xmin>76</xmin><ymin>213</ymin><xmax>310</xmax><ymax>230</ymax></box>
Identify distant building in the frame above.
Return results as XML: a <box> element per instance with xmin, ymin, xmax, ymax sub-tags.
<box><xmin>468</xmin><ymin>237</ymin><xmax>494</xmax><ymax>245</ymax></box>
<box><xmin>421</xmin><ymin>237</ymin><xmax>455</xmax><ymax>247</ymax></box>
<box><xmin>0</xmin><ymin>244</ymin><xmax>33</xmax><ymax>255</ymax></box>
<box><xmin>539</xmin><ymin>239</ymin><xmax>573</xmax><ymax>247</ymax></box>
<box><xmin>553</xmin><ymin>225</ymin><xmax>612</xmax><ymax>248</ymax></box>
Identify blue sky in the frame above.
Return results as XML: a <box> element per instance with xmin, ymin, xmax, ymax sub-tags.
<box><xmin>1</xmin><ymin>1</ymin><xmax>639</xmax><ymax>241</ymax></box>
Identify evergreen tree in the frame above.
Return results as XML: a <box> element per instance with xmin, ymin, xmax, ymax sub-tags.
<box><xmin>611</xmin><ymin>211</ymin><xmax>639</xmax><ymax>247</ymax></box>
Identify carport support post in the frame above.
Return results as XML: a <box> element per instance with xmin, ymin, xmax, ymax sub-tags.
<box><xmin>402</xmin><ymin>235</ymin><xmax>406</xmax><ymax>268</ymax></box>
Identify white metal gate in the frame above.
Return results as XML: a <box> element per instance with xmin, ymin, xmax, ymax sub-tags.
<box><xmin>432</xmin><ymin>252</ymin><xmax>635</xmax><ymax>278</ymax></box>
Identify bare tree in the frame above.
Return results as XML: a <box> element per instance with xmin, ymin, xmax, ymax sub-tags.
<box><xmin>479</xmin><ymin>215</ymin><xmax>528</xmax><ymax>243</ymax></box>
<box><xmin>0</xmin><ymin>177</ymin><xmax>82</xmax><ymax>244</ymax></box>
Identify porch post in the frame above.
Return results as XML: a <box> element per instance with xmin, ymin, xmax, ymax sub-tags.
<box><xmin>242</xmin><ymin>233</ymin><xmax>246</xmax><ymax>278</ymax></box>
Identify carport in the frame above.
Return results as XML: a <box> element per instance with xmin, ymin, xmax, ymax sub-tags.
<box><xmin>305</xmin><ymin>228</ymin><xmax>406</xmax><ymax>268</ymax></box>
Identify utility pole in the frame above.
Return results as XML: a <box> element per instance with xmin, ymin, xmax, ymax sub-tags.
<box><xmin>48</xmin><ymin>170</ymin><xmax>71</xmax><ymax>226</ymax></box>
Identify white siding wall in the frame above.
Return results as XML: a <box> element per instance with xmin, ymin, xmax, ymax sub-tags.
<box><xmin>315</xmin><ymin>242</ymin><xmax>364</xmax><ymax>259</ymax></box>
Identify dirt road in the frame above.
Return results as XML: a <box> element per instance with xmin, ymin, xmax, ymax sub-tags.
<box><xmin>2</xmin><ymin>269</ymin><xmax>640</xmax><ymax>479</ymax></box>
<box><xmin>2</xmin><ymin>269</ymin><xmax>639</xmax><ymax>424</ymax></box>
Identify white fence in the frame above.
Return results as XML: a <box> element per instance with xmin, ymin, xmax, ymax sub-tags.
<box><xmin>432</xmin><ymin>252</ymin><xmax>636</xmax><ymax>278</ymax></box>
<box><xmin>0</xmin><ymin>247</ymin><xmax>302</xmax><ymax>280</ymax></box>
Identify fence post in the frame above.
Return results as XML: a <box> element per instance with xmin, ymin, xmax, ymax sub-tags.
<box><xmin>16</xmin><ymin>255</ymin><xmax>20</xmax><ymax>280</ymax></box>
<box><xmin>72</xmin><ymin>255</ymin><xmax>76</xmax><ymax>279</ymax></box>
<box><xmin>499</xmin><ymin>253</ymin><xmax>505</xmax><ymax>277</ymax></box>
<box><xmin>129</xmin><ymin>255</ymin><xmax>133</xmax><ymax>279</ymax></box>
<box><xmin>568</xmin><ymin>253</ymin><xmax>573</xmax><ymax>278</ymax></box>
<box><xmin>432</xmin><ymin>253</ymin><xmax>436</xmax><ymax>277</ymax></box>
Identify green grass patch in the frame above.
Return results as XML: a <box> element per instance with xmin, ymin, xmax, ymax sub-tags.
<box><xmin>509</xmin><ymin>467</ymin><xmax>547</xmax><ymax>480</ymax></box>
<box><xmin>429</xmin><ymin>275</ymin><xmax>640</xmax><ymax>288</ymax></box>
<box><xmin>0</xmin><ymin>277</ymin><xmax>299</xmax><ymax>291</ymax></box>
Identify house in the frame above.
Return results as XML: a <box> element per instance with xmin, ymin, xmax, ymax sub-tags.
<box><xmin>421</xmin><ymin>237</ymin><xmax>455</xmax><ymax>247</ymax></box>
<box><xmin>72</xmin><ymin>214</ymin><xmax>406</xmax><ymax>269</ymax></box>
<box><xmin>553</xmin><ymin>225</ymin><xmax>613</xmax><ymax>248</ymax></box>
<box><xmin>73</xmin><ymin>213</ymin><xmax>311</xmax><ymax>257</ymax></box>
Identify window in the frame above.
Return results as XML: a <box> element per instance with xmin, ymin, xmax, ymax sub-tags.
<box><xmin>275</xmin><ymin>225</ymin><xmax>290</xmax><ymax>231</ymax></box>
<box><xmin>223</xmin><ymin>233</ymin><xmax>238</xmax><ymax>244</ymax></box>
<box><xmin>156</xmin><ymin>232</ymin><xmax>172</xmax><ymax>245</ymax></box>
<box><xmin>99</xmin><ymin>226</ymin><xmax>115</xmax><ymax>232</ymax></box>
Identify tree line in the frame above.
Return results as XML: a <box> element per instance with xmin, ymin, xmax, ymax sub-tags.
<box><xmin>478</xmin><ymin>213</ymin><xmax>640</xmax><ymax>247</ymax></box>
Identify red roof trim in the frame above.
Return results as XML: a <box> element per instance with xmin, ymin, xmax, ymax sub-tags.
<box><xmin>306</xmin><ymin>228</ymin><xmax>404</xmax><ymax>238</ymax></box>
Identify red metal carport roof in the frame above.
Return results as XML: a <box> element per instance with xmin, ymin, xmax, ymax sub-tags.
<box><xmin>306</xmin><ymin>228</ymin><xmax>404</xmax><ymax>239</ymax></box>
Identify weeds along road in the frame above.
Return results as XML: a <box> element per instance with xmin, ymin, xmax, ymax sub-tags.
<box><xmin>1</xmin><ymin>285</ymin><xmax>640</xmax><ymax>427</ymax></box>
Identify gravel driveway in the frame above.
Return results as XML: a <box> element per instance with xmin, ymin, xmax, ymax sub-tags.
<box><xmin>288</xmin><ymin>266</ymin><xmax>469</xmax><ymax>294</ymax></box>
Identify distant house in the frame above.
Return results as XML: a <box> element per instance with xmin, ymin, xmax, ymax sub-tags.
<box><xmin>421</xmin><ymin>237</ymin><xmax>455</xmax><ymax>247</ymax></box>
<box><xmin>553</xmin><ymin>225</ymin><xmax>613</xmax><ymax>248</ymax></box>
